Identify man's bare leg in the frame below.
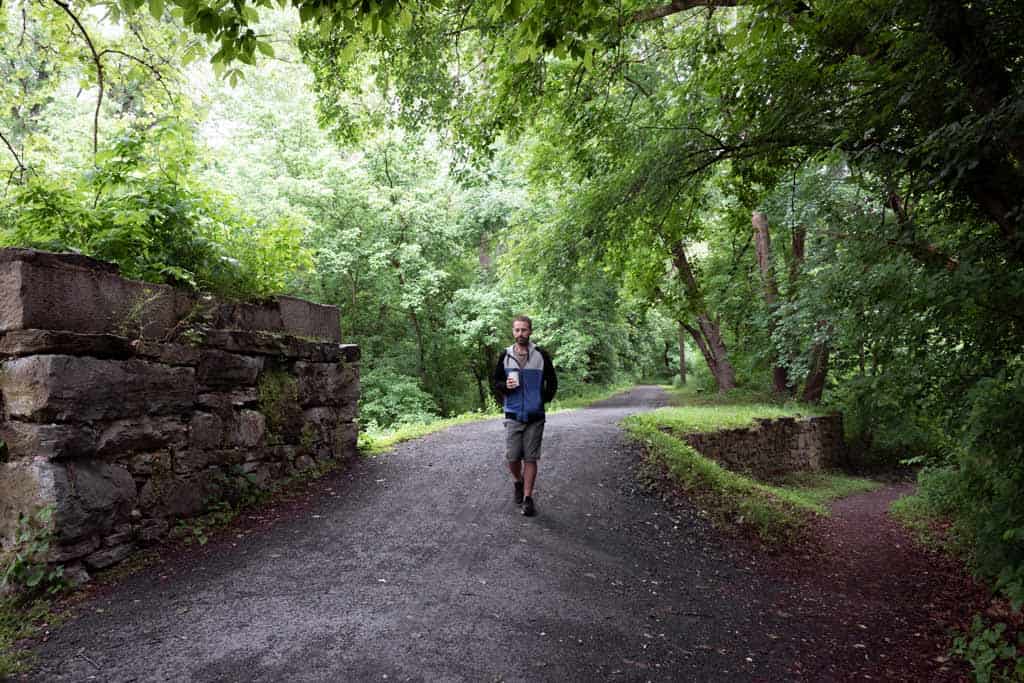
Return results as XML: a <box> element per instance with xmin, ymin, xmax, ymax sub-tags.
<box><xmin>523</xmin><ymin>462</ymin><xmax>537</xmax><ymax>498</ymax></box>
<box><xmin>508</xmin><ymin>460</ymin><xmax>522</xmax><ymax>482</ymax></box>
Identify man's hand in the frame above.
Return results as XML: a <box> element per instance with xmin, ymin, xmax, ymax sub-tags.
<box><xmin>506</xmin><ymin>374</ymin><xmax>519</xmax><ymax>389</ymax></box>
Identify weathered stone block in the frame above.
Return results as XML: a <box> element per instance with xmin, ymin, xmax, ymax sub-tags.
<box><xmin>189</xmin><ymin>413</ymin><xmax>224</xmax><ymax>449</ymax></box>
<box><xmin>83</xmin><ymin>543</ymin><xmax>135</xmax><ymax>570</ymax></box>
<box><xmin>682</xmin><ymin>414</ymin><xmax>847</xmax><ymax>480</ymax></box>
<box><xmin>278</xmin><ymin>296</ymin><xmax>341</xmax><ymax>342</ymax></box>
<box><xmin>333</xmin><ymin>422</ymin><xmax>359</xmax><ymax>461</ymax></box>
<box><xmin>200</xmin><ymin>329</ymin><xmax>344</xmax><ymax>362</ymax></box>
<box><xmin>103</xmin><ymin>526</ymin><xmax>133</xmax><ymax>548</ymax></box>
<box><xmin>0</xmin><ymin>458</ymin><xmax>58</xmax><ymax>549</ymax></box>
<box><xmin>48</xmin><ymin>535</ymin><xmax>101</xmax><ymax>563</ymax></box>
<box><xmin>173</xmin><ymin>448</ymin><xmax>243</xmax><ymax>474</ymax></box>
<box><xmin>130</xmin><ymin>340</ymin><xmax>202</xmax><ymax>366</ymax></box>
<box><xmin>54</xmin><ymin>461</ymin><xmax>137</xmax><ymax>542</ymax></box>
<box><xmin>0</xmin><ymin>330</ymin><xmax>134</xmax><ymax>359</ymax></box>
<box><xmin>211</xmin><ymin>302</ymin><xmax>283</xmax><ymax>335</ymax></box>
<box><xmin>196</xmin><ymin>389</ymin><xmax>259</xmax><ymax>413</ymax></box>
<box><xmin>124</xmin><ymin>451</ymin><xmax>171</xmax><ymax>477</ymax></box>
<box><xmin>338</xmin><ymin>344</ymin><xmax>360</xmax><ymax>363</ymax></box>
<box><xmin>0</xmin><ymin>249</ymin><xmax>196</xmax><ymax>338</ymax></box>
<box><xmin>226</xmin><ymin>410</ymin><xmax>266</xmax><ymax>449</ymax></box>
<box><xmin>0</xmin><ymin>421</ymin><xmax>97</xmax><ymax>460</ymax></box>
<box><xmin>295</xmin><ymin>361</ymin><xmax>359</xmax><ymax>408</ymax></box>
<box><xmin>97</xmin><ymin>417</ymin><xmax>187</xmax><ymax>456</ymax></box>
<box><xmin>1</xmin><ymin>459</ymin><xmax>136</xmax><ymax>547</ymax></box>
<box><xmin>207</xmin><ymin>297</ymin><xmax>341</xmax><ymax>342</ymax></box>
<box><xmin>139</xmin><ymin>471</ymin><xmax>220</xmax><ymax>519</ymax></box>
<box><xmin>197</xmin><ymin>351</ymin><xmax>262</xmax><ymax>389</ymax></box>
<box><xmin>2</xmin><ymin>356</ymin><xmax>195</xmax><ymax>422</ymax></box>
<box><xmin>301</xmin><ymin>407</ymin><xmax>339</xmax><ymax>448</ymax></box>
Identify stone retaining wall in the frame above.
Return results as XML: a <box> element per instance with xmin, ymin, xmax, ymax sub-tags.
<box><xmin>0</xmin><ymin>249</ymin><xmax>359</xmax><ymax>583</ymax></box>
<box><xmin>681</xmin><ymin>415</ymin><xmax>847</xmax><ymax>480</ymax></box>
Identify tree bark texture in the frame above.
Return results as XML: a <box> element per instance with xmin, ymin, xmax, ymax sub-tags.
<box><xmin>682</xmin><ymin>316</ymin><xmax>736</xmax><ymax>393</ymax></box>
<box><xmin>670</xmin><ymin>242</ymin><xmax>736</xmax><ymax>393</ymax></box>
<box><xmin>677</xmin><ymin>322</ymin><xmax>687</xmax><ymax>385</ymax></box>
<box><xmin>802</xmin><ymin>321</ymin><xmax>831</xmax><ymax>404</ymax></box>
<box><xmin>752</xmin><ymin>211</ymin><xmax>790</xmax><ymax>395</ymax></box>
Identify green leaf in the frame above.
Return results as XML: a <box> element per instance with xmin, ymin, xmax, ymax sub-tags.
<box><xmin>256</xmin><ymin>41</ymin><xmax>275</xmax><ymax>57</ymax></box>
<box><xmin>514</xmin><ymin>45</ymin><xmax>534</xmax><ymax>64</ymax></box>
<box><xmin>398</xmin><ymin>7</ymin><xmax>412</xmax><ymax>30</ymax></box>
<box><xmin>148</xmin><ymin>0</ymin><xmax>164</xmax><ymax>20</ymax></box>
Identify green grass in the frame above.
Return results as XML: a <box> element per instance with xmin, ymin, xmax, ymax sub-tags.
<box><xmin>664</xmin><ymin>383</ymin><xmax>829</xmax><ymax>411</ymax></box>
<box><xmin>890</xmin><ymin>492</ymin><xmax>953</xmax><ymax>550</ymax></box>
<box><xmin>624</xmin><ymin>404</ymin><xmax>878</xmax><ymax>547</ymax></box>
<box><xmin>359</xmin><ymin>381</ymin><xmax>639</xmax><ymax>456</ymax></box>
<box><xmin>359</xmin><ymin>411</ymin><xmax>497</xmax><ymax>456</ymax></box>
<box><xmin>774</xmin><ymin>472</ymin><xmax>881</xmax><ymax>507</ymax></box>
<box><xmin>0</xmin><ymin>596</ymin><xmax>53</xmax><ymax>677</ymax></box>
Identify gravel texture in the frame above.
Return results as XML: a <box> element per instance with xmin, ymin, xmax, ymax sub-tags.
<box><xmin>20</xmin><ymin>386</ymin><xmax>981</xmax><ymax>682</ymax></box>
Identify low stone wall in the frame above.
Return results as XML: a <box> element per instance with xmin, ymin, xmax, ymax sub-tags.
<box><xmin>0</xmin><ymin>249</ymin><xmax>359</xmax><ymax>582</ymax></box>
<box><xmin>680</xmin><ymin>415</ymin><xmax>847</xmax><ymax>480</ymax></box>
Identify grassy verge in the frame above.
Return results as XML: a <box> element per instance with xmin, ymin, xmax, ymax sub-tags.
<box><xmin>0</xmin><ymin>597</ymin><xmax>55</xmax><ymax>678</ymax></box>
<box><xmin>548</xmin><ymin>381</ymin><xmax>637</xmax><ymax>412</ymax></box>
<box><xmin>623</xmin><ymin>403</ymin><xmax>879</xmax><ymax>547</ymax></box>
<box><xmin>359</xmin><ymin>381</ymin><xmax>638</xmax><ymax>456</ymax></box>
<box><xmin>889</xmin><ymin>492</ymin><xmax>959</xmax><ymax>552</ymax></box>
<box><xmin>663</xmin><ymin>383</ymin><xmax>827</xmax><ymax>411</ymax></box>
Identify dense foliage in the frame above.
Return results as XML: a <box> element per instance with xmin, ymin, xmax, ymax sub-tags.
<box><xmin>2</xmin><ymin>0</ymin><xmax>1023</xmax><ymax>665</ymax></box>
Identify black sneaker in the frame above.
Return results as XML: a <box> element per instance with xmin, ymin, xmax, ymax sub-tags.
<box><xmin>514</xmin><ymin>480</ymin><xmax>524</xmax><ymax>505</ymax></box>
<box><xmin>522</xmin><ymin>496</ymin><xmax>536</xmax><ymax>517</ymax></box>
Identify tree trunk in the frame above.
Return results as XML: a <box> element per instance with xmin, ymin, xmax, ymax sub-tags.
<box><xmin>682</xmin><ymin>315</ymin><xmax>736</xmax><ymax>393</ymax></box>
<box><xmin>670</xmin><ymin>241</ymin><xmax>736</xmax><ymax>393</ymax></box>
<box><xmin>677</xmin><ymin>323</ymin><xmax>687</xmax><ymax>385</ymax></box>
<box><xmin>789</xmin><ymin>225</ymin><xmax>806</xmax><ymax>286</ymax></box>
<box><xmin>802</xmin><ymin>321</ymin><xmax>831</xmax><ymax>403</ymax></box>
<box><xmin>752</xmin><ymin>211</ymin><xmax>791</xmax><ymax>395</ymax></box>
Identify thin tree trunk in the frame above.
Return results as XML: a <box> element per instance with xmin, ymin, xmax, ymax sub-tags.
<box><xmin>789</xmin><ymin>225</ymin><xmax>806</xmax><ymax>286</ymax></box>
<box><xmin>677</xmin><ymin>323</ymin><xmax>687</xmax><ymax>385</ymax></box>
<box><xmin>802</xmin><ymin>321</ymin><xmax>831</xmax><ymax>403</ymax></box>
<box><xmin>752</xmin><ymin>211</ymin><xmax>790</xmax><ymax>395</ymax></box>
<box><xmin>473</xmin><ymin>366</ymin><xmax>485</xmax><ymax>409</ymax></box>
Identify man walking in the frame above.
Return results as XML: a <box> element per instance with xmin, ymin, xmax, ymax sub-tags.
<box><xmin>492</xmin><ymin>315</ymin><xmax>557</xmax><ymax>516</ymax></box>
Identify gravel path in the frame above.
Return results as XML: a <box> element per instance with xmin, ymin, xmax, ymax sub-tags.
<box><xmin>21</xmin><ymin>386</ymin><xmax>979</xmax><ymax>681</ymax></box>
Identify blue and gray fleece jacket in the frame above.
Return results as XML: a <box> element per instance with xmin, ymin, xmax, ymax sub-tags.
<box><xmin>492</xmin><ymin>342</ymin><xmax>558</xmax><ymax>423</ymax></box>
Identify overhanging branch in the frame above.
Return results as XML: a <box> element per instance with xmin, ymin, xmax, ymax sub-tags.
<box><xmin>0</xmin><ymin>130</ymin><xmax>26</xmax><ymax>177</ymax></box>
<box><xmin>632</xmin><ymin>0</ymin><xmax>740</xmax><ymax>23</ymax></box>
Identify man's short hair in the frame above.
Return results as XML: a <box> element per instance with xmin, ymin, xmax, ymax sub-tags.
<box><xmin>513</xmin><ymin>315</ymin><xmax>533</xmax><ymax>330</ymax></box>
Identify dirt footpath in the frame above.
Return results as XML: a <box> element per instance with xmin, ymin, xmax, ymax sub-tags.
<box><xmin>22</xmin><ymin>387</ymin><xmax>979</xmax><ymax>681</ymax></box>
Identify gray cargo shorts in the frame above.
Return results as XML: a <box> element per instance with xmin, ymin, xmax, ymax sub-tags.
<box><xmin>505</xmin><ymin>419</ymin><xmax>545</xmax><ymax>463</ymax></box>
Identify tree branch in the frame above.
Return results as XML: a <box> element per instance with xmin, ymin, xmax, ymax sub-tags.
<box><xmin>622</xmin><ymin>73</ymin><xmax>651</xmax><ymax>98</ymax></box>
<box><xmin>828</xmin><ymin>231</ymin><xmax>960</xmax><ymax>271</ymax></box>
<box><xmin>53</xmin><ymin>0</ymin><xmax>103</xmax><ymax>156</ymax></box>
<box><xmin>632</xmin><ymin>0</ymin><xmax>740</xmax><ymax>23</ymax></box>
<box><xmin>0</xmin><ymin>130</ymin><xmax>26</xmax><ymax>178</ymax></box>
<box><xmin>98</xmin><ymin>48</ymin><xmax>175</xmax><ymax>103</ymax></box>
